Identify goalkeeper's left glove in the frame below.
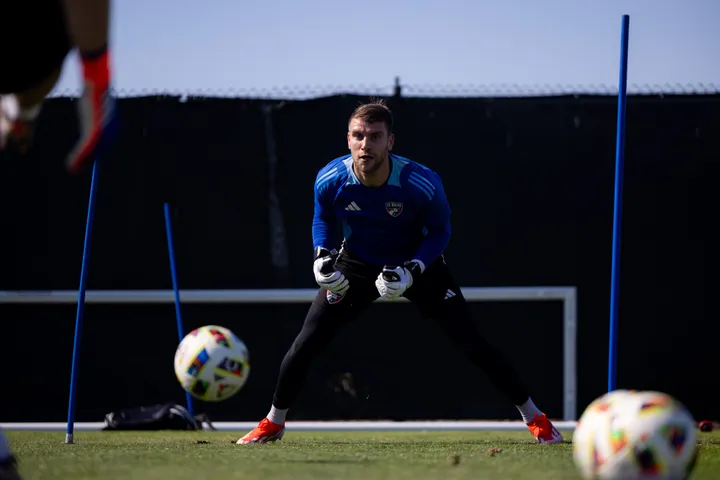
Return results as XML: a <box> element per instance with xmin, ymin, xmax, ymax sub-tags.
<box><xmin>375</xmin><ymin>260</ymin><xmax>425</xmax><ymax>300</ymax></box>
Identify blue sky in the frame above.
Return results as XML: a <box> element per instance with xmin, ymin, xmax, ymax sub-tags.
<box><xmin>51</xmin><ymin>0</ymin><xmax>720</xmax><ymax>97</ymax></box>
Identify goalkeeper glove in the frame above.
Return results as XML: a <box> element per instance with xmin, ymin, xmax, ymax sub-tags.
<box><xmin>375</xmin><ymin>260</ymin><xmax>425</xmax><ymax>299</ymax></box>
<box><xmin>312</xmin><ymin>247</ymin><xmax>349</xmax><ymax>294</ymax></box>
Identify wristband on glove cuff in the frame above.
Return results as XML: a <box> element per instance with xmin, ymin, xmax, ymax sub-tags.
<box><xmin>405</xmin><ymin>259</ymin><xmax>426</xmax><ymax>277</ymax></box>
<box><xmin>314</xmin><ymin>247</ymin><xmax>340</xmax><ymax>277</ymax></box>
<box><xmin>314</xmin><ymin>247</ymin><xmax>338</xmax><ymax>260</ymax></box>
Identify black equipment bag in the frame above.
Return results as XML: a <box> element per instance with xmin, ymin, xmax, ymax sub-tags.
<box><xmin>102</xmin><ymin>403</ymin><xmax>216</xmax><ymax>431</ymax></box>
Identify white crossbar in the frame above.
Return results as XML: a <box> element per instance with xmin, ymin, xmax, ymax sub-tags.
<box><xmin>0</xmin><ymin>287</ymin><xmax>572</xmax><ymax>304</ymax></box>
<box><xmin>0</xmin><ymin>286</ymin><xmax>577</xmax><ymax>420</ymax></box>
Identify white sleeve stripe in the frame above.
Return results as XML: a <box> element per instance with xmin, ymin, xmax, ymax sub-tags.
<box><xmin>315</xmin><ymin>167</ymin><xmax>338</xmax><ymax>188</ymax></box>
<box><xmin>408</xmin><ymin>178</ymin><xmax>434</xmax><ymax>199</ymax></box>
<box><xmin>409</xmin><ymin>172</ymin><xmax>435</xmax><ymax>192</ymax></box>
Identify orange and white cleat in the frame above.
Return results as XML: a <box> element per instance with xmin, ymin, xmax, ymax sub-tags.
<box><xmin>236</xmin><ymin>418</ymin><xmax>285</xmax><ymax>445</ymax></box>
<box><xmin>526</xmin><ymin>413</ymin><xmax>563</xmax><ymax>444</ymax></box>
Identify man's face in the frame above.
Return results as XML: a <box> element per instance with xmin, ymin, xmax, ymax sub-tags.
<box><xmin>347</xmin><ymin>118</ymin><xmax>394</xmax><ymax>176</ymax></box>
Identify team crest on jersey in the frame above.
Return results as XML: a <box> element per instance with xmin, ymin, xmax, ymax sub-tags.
<box><xmin>326</xmin><ymin>290</ymin><xmax>345</xmax><ymax>304</ymax></box>
<box><xmin>385</xmin><ymin>201</ymin><xmax>404</xmax><ymax>217</ymax></box>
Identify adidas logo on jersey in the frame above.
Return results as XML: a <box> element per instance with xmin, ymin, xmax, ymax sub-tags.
<box><xmin>444</xmin><ymin>289</ymin><xmax>456</xmax><ymax>300</ymax></box>
<box><xmin>345</xmin><ymin>201</ymin><xmax>361</xmax><ymax>211</ymax></box>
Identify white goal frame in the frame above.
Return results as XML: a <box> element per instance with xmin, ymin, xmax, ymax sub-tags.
<box><xmin>0</xmin><ymin>286</ymin><xmax>577</xmax><ymax>421</ymax></box>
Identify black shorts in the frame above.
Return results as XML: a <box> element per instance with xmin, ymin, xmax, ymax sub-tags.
<box><xmin>321</xmin><ymin>249</ymin><xmax>464</xmax><ymax>317</ymax></box>
<box><xmin>0</xmin><ymin>1</ymin><xmax>72</xmax><ymax>94</ymax></box>
<box><xmin>275</xmin><ymin>248</ymin><xmax>532</xmax><ymax>408</ymax></box>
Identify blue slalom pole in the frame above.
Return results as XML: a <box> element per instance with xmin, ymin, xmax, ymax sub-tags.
<box><xmin>65</xmin><ymin>161</ymin><xmax>101</xmax><ymax>444</ymax></box>
<box><xmin>164</xmin><ymin>202</ymin><xmax>194</xmax><ymax>416</ymax></box>
<box><xmin>608</xmin><ymin>14</ymin><xmax>630</xmax><ymax>393</ymax></box>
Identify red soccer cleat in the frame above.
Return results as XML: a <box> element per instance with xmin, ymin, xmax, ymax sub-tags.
<box><xmin>526</xmin><ymin>413</ymin><xmax>564</xmax><ymax>444</ymax></box>
<box><xmin>236</xmin><ymin>418</ymin><xmax>285</xmax><ymax>445</ymax></box>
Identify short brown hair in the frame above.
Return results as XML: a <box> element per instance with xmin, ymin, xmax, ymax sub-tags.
<box><xmin>349</xmin><ymin>98</ymin><xmax>393</xmax><ymax>134</ymax></box>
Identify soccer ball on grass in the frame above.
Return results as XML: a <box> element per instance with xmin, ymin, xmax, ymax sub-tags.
<box><xmin>573</xmin><ymin>389</ymin><xmax>698</xmax><ymax>479</ymax></box>
<box><xmin>174</xmin><ymin>325</ymin><xmax>250</xmax><ymax>402</ymax></box>
<box><xmin>573</xmin><ymin>389</ymin><xmax>638</xmax><ymax>478</ymax></box>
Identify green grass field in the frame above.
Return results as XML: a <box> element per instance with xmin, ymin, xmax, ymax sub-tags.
<box><xmin>7</xmin><ymin>430</ymin><xmax>720</xmax><ymax>479</ymax></box>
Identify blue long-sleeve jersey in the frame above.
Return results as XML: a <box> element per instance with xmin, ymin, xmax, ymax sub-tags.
<box><xmin>312</xmin><ymin>153</ymin><xmax>451</xmax><ymax>267</ymax></box>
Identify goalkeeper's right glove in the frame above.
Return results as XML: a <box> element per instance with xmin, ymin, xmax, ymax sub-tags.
<box><xmin>312</xmin><ymin>247</ymin><xmax>349</xmax><ymax>294</ymax></box>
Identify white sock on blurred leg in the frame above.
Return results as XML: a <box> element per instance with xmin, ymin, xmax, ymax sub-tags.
<box><xmin>516</xmin><ymin>397</ymin><xmax>542</xmax><ymax>423</ymax></box>
<box><xmin>267</xmin><ymin>405</ymin><xmax>288</xmax><ymax>425</ymax></box>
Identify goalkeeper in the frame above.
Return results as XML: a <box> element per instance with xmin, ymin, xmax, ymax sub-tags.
<box><xmin>237</xmin><ymin>100</ymin><xmax>562</xmax><ymax>445</ymax></box>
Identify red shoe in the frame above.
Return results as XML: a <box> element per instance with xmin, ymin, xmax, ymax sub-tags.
<box><xmin>236</xmin><ymin>418</ymin><xmax>285</xmax><ymax>445</ymax></box>
<box><xmin>526</xmin><ymin>413</ymin><xmax>563</xmax><ymax>444</ymax></box>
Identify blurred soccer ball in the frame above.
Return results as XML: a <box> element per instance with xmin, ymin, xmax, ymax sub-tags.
<box><xmin>573</xmin><ymin>390</ymin><xmax>638</xmax><ymax>477</ymax></box>
<box><xmin>573</xmin><ymin>390</ymin><xmax>699</xmax><ymax>480</ymax></box>
<box><xmin>174</xmin><ymin>325</ymin><xmax>250</xmax><ymax>402</ymax></box>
